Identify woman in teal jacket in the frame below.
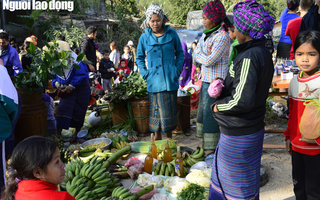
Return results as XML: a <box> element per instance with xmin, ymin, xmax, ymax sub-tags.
<box><xmin>136</xmin><ymin>3</ymin><xmax>184</xmax><ymax>140</ymax></box>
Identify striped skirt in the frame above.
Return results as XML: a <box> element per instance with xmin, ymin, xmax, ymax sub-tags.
<box><xmin>209</xmin><ymin>129</ymin><xmax>264</xmax><ymax>200</ymax></box>
<box><xmin>56</xmin><ymin>82</ymin><xmax>90</xmax><ymax>129</ymax></box>
<box><xmin>149</xmin><ymin>91</ymin><xmax>177</xmax><ymax>133</ymax></box>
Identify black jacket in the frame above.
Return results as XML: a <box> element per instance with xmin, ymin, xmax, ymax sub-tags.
<box><xmin>211</xmin><ymin>39</ymin><xmax>274</xmax><ymax>136</ymax></box>
<box><xmin>99</xmin><ymin>58</ymin><xmax>114</xmax><ymax>79</ymax></box>
<box><xmin>80</xmin><ymin>36</ymin><xmax>97</xmax><ymax>69</ymax></box>
<box><xmin>300</xmin><ymin>4</ymin><xmax>320</xmax><ymax>32</ymax></box>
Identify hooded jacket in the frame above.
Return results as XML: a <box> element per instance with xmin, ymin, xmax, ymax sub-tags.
<box><xmin>211</xmin><ymin>39</ymin><xmax>274</xmax><ymax>136</ymax></box>
<box><xmin>0</xmin><ymin>44</ymin><xmax>22</xmax><ymax>76</ymax></box>
<box><xmin>99</xmin><ymin>57</ymin><xmax>114</xmax><ymax>79</ymax></box>
<box><xmin>179</xmin><ymin>41</ymin><xmax>192</xmax><ymax>87</ymax></box>
<box><xmin>136</xmin><ymin>25</ymin><xmax>184</xmax><ymax>93</ymax></box>
<box><xmin>116</xmin><ymin>59</ymin><xmax>131</xmax><ymax>81</ymax></box>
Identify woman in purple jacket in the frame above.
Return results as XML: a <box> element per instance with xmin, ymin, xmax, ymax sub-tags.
<box><xmin>179</xmin><ymin>41</ymin><xmax>193</xmax><ymax>87</ymax></box>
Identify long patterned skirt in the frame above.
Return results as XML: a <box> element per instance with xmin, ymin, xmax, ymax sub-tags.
<box><xmin>209</xmin><ymin>129</ymin><xmax>264</xmax><ymax>200</ymax></box>
<box><xmin>56</xmin><ymin>81</ymin><xmax>90</xmax><ymax>129</ymax></box>
<box><xmin>196</xmin><ymin>82</ymin><xmax>220</xmax><ymax>150</ymax></box>
<box><xmin>149</xmin><ymin>91</ymin><xmax>177</xmax><ymax>133</ymax></box>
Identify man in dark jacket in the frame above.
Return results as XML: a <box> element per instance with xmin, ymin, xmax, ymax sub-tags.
<box><xmin>99</xmin><ymin>50</ymin><xmax>115</xmax><ymax>93</ymax></box>
<box><xmin>80</xmin><ymin>26</ymin><xmax>97</xmax><ymax>72</ymax></box>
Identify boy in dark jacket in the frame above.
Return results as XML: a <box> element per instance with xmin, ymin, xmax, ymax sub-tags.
<box><xmin>99</xmin><ymin>50</ymin><xmax>115</xmax><ymax>93</ymax></box>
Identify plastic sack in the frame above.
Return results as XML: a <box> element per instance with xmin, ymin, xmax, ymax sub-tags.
<box><xmin>299</xmin><ymin>95</ymin><xmax>320</xmax><ymax>139</ymax></box>
<box><xmin>130</xmin><ymin>187</ymin><xmax>157</xmax><ymax>200</ymax></box>
<box><xmin>127</xmin><ymin>162</ymin><xmax>144</xmax><ymax>179</ymax></box>
<box><xmin>164</xmin><ymin>177</ymin><xmax>189</xmax><ymax>195</ymax></box>
<box><xmin>207</xmin><ymin>79</ymin><xmax>224</xmax><ymax>98</ymax></box>
<box><xmin>125</xmin><ymin>157</ymin><xmax>141</xmax><ymax>168</ymax></box>
<box><xmin>151</xmin><ymin>193</ymin><xmax>170</xmax><ymax>200</ymax></box>
<box><xmin>183</xmin><ymin>80</ymin><xmax>201</xmax><ymax>109</ymax></box>
<box><xmin>190</xmin><ymin>161</ymin><xmax>210</xmax><ymax>170</ymax></box>
<box><xmin>137</xmin><ymin>173</ymin><xmax>164</xmax><ymax>188</ymax></box>
<box><xmin>185</xmin><ymin>169</ymin><xmax>211</xmax><ymax>188</ymax></box>
<box><xmin>177</xmin><ymin>89</ymin><xmax>188</xmax><ymax>97</ymax></box>
<box><xmin>114</xmin><ymin>77</ymin><xmax>120</xmax><ymax>84</ymax></box>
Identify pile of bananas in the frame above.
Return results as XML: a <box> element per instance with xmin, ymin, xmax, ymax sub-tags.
<box><xmin>157</xmin><ymin>150</ymin><xmax>177</xmax><ymax>161</ymax></box>
<box><xmin>153</xmin><ymin>162</ymin><xmax>188</xmax><ymax>177</ymax></box>
<box><xmin>183</xmin><ymin>146</ymin><xmax>205</xmax><ymax>167</ymax></box>
<box><xmin>111</xmin><ymin>141</ymin><xmax>131</xmax><ymax>159</ymax></box>
<box><xmin>49</xmin><ymin>135</ymin><xmax>64</xmax><ymax>149</ymax></box>
<box><xmin>101</xmin><ymin>185</ymin><xmax>154</xmax><ymax>200</ymax></box>
<box><xmin>79</xmin><ymin>148</ymin><xmax>113</xmax><ymax>163</ymax></box>
<box><xmin>60</xmin><ymin>149</ymin><xmax>71</xmax><ymax>164</ymax></box>
<box><xmin>61</xmin><ymin>157</ymin><xmax>121</xmax><ymax>200</ymax></box>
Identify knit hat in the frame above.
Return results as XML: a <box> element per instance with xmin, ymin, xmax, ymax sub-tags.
<box><xmin>203</xmin><ymin>0</ymin><xmax>232</xmax><ymax>29</ymax></box>
<box><xmin>127</xmin><ymin>40</ymin><xmax>134</xmax><ymax>46</ymax></box>
<box><xmin>145</xmin><ymin>3</ymin><xmax>164</xmax><ymax>24</ymax></box>
<box><xmin>233</xmin><ymin>0</ymin><xmax>275</xmax><ymax>39</ymax></box>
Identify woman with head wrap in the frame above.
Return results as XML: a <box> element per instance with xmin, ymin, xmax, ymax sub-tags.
<box><xmin>193</xmin><ymin>0</ymin><xmax>231</xmax><ymax>150</ymax></box>
<box><xmin>210</xmin><ymin>1</ymin><xmax>275</xmax><ymax>199</ymax></box>
<box><xmin>136</xmin><ymin>3</ymin><xmax>184</xmax><ymax>140</ymax></box>
<box><xmin>276</xmin><ymin>0</ymin><xmax>300</xmax><ymax>60</ymax></box>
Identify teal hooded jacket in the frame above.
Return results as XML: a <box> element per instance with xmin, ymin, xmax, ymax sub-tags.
<box><xmin>136</xmin><ymin>25</ymin><xmax>184</xmax><ymax>93</ymax></box>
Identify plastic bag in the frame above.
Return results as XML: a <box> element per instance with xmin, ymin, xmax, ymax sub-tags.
<box><xmin>164</xmin><ymin>177</ymin><xmax>189</xmax><ymax>195</ymax></box>
<box><xmin>207</xmin><ymin>79</ymin><xmax>224</xmax><ymax>98</ymax></box>
<box><xmin>151</xmin><ymin>193</ymin><xmax>170</xmax><ymax>200</ymax></box>
<box><xmin>183</xmin><ymin>80</ymin><xmax>201</xmax><ymax>109</ymax></box>
<box><xmin>130</xmin><ymin>187</ymin><xmax>157</xmax><ymax>200</ymax></box>
<box><xmin>137</xmin><ymin>173</ymin><xmax>164</xmax><ymax>188</ymax></box>
<box><xmin>185</xmin><ymin>169</ymin><xmax>211</xmax><ymax>188</ymax></box>
<box><xmin>190</xmin><ymin>161</ymin><xmax>210</xmax><ymax>170</ymax></box>
<box><xmin>299</xmin><ymin>95</ymin><xmax>320</xmax><ymax>139</ymax></box>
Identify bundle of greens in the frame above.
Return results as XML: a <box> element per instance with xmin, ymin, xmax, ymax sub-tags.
<box><xmin>104</xmin><ymin>72</ymin><xmax>147</xmax><ymax>104</ymax></box>
<box><xmin>177</xmin><ymin>183</ymin><xmax>206</xmax><ymax>200</ymax></box>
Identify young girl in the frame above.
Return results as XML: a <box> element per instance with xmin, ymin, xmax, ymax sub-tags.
<box><xmin>1</xmin><ymin>136</ymin><xmax>75</xmax><ymax>200</ymax></box>
<box><xmin>284</xmin><ymin>30</ymin><xmax>320</xmax><ymax>200</ymax></box>
<box><xmin>109</xmin><ymin>41</ymin><xmax>120</xmax><ymax>69</ymax></box>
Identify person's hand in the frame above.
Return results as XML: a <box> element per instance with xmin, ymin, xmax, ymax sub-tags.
<box><xmin>0</xmin><ymin>58</ymin><xmax>3</xmax><ymax>66</ymax></box>
<box><xmin>286</xmin><ymin>140</ymin><xmax>292</xmax><ymax>155</ymax></box>
<box><xmin>62</xmin><ymin>85</ymin><xmax>74</xmax><ymax>93</ymax></box>
<box><xmin>213</xmin><ymin>104</ymin><xmax>219</xmax><ymax>113</ymax></box>
<box><xmin>140</xmin><ymin>24</ymin><xmax>148</xmax><ymax>29</ymax></box>
<box><xmin>88</xmin><ymin>64</ymin><xmax>95</xmax><ymax>72</ymax></box>
<box><xmin>299</xmin><ymin>138</ymin><xmax>317</xmax><ymax>144</ymax></box>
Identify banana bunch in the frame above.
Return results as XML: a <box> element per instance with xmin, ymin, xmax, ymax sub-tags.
<box><xmin>111</xmin><ymin>141</ymin><xmax>131</xmax><ymax>159</ymax></box>
<box><xmin>157</xmin><ymin>150</ymin><xmax>177</xmax><ymax>161</ymax></box>
<box><xmin>101</xmin><ymin>185</ymin><xmax>154</xmax><ymax>200</ymax></box>
<box><xmin>79</xmin><ymin>148</ymin><xmax>113</xmax><ymax>163</ymax></box>
<box><xmin>62</xmin><ymin>157</ymin><xmax>121</xmax><ymax>200</ymax></box>
<box><xmin>153</xmin><ymin>162</ymin><xmax>188</xmax><ymax>177</ymax></box>
<box><xmin>183</xmin><ymin>146</ymin><xmax>205</xmax><ymax>167</ymax></box>
<box><xmin>60</xmin><ymin>148</ymin><xmax>71</xmax><ymax>164</ymax></box>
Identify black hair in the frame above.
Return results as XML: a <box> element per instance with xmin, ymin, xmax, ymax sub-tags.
<box><xmin>103</xmin><ymin>49</ymin><xmax>110</xmax><ymax>55</ymax></box>
<box><xmin>229</xmin><ymin>26</ymin><xmax>235</xmax><ymax>32</ymax></box>
<box><xmin>1</xmin><ymin>136</ymin><xmax>57</xmax><ymax>200</ymax></box>
<box><xmin>192</xmin><ymin>42</ymin><xmax>197</xmax><ymax>45</ymax></box>
<box><xmin>300</xmin><ymin>0</ymin><xmax>314</xmax><ymax>10</ymax></box>
<box><xmin>294</xmin><ymin>30</ymin><xmax>320</xmax><ymax>54</ymax></box>
<box><xmin>123</xmin><ymin>45</ymin><xmax>130</xmax><ymax>50</ymax></box>
<box><xmin>57</xmin><ymin>34</ymin><xmax>65</xmax><ymax>41</ymax></box>
<box><xmin>9</xmin><ymin>35</ymin><xmax>15</xmax><ymax>43</ymax></box>
<box><xmin>87</xmin><ymin>26</ymin><xmax>97</xmax><ymax>35</ymax></box>
<box><xmin>0</xmin><ymin>32</ymin><xmax>9</xmax><ymax>40</ymax></box>
<box><xmin>287</xmin><ymin>0</ymin><xmax>300</xmax><ymax>11</ymax></box>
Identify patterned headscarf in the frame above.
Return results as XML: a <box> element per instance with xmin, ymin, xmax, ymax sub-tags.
<box><xmin>145</xmin><ymin>3</ymin><xmax>164</xmax><ymax>24</ymax></box>
<box><xmin>203</xmin><ymin>0</ymin><xmax>232</xmax><ymax>29</ymax></box>
<box><xmin>233</xmin><ymin>0</ymin><xmax>275</xmax><ymax>39</ymax></box>
<box><xmin>25</xmin><ymin>35</ymin><xmax>38</xmax><ymax>46</ymax></box>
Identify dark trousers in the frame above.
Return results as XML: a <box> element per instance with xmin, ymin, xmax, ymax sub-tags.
<box><xmin>292</xmin><ymin>150</ymin><xmax>320</xmax><ymax>200</ymax></box>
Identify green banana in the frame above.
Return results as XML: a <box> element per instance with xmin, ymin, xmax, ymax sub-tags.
<box><xmin>165</xmin><ymin>166</ymin><xmax>169</xmax><ymax>176</ymax></box>
<box><xmin>87</xmin><ymin>180</ymin><xmax>95</xmax><ymax>188</ymax></box>
<box><xmin>80</xmin><ymin>147</ymin><xmax>96</xmax><ymax>153</ymax></box>
<box><xmin>93</xmin><ymin>173</ymin><xmax>106</xmax><ymax>182</ymax></box>
<box><xmin>155</xmin><ymin>162</ymin><xmax>162</xmax><ymax>172</ymax></box>
<box><xmin>75</xmin><ymin>166</ymin><xmax>80</xmax><ymax>176</ymax></box>
<box><xmin>166</xmin><ymin>163</ymin><xmax>172</xmax><ymax>173</ymax></box>
<box><xmin>93</xmin><ymin>186</ymin><xmax>107</xmax><ymax>194</ymax></box>
<box><xmin>80</xmin><ymin>164</ymin><xmax>89</xmax><ymax>177</ymax></box>
<box><xmin>160</xmin><ymin>163</ymin><xmax>166</xmax><ymax>175</ymax></box>
<box><xmin>90</xmin><ymin>156</ymin><xmax>98</xmax><ymax>166</ymax></box>
<box><xmin>190</xmin><ymin>147</ymin><xmax>204</xmax><ymax>159</ymax></box>
<box><xmin>92</xmin><ymin>168</ymin><xmax>105</xmax><ymax>180</ymax></box>
<box><xmin>112</xmin><ymin>186</ymin><xmax>121</xmax><ymax>197</ymax></box>
<box><xmin>66</xmin><ymin>181</ymin><xmax>71</xmax><ymax>192</ymax></box>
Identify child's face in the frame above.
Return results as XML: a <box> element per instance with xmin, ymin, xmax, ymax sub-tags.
<box><xmin>124</xmin><ymin>47</ymin><xmax>130</xmax><ymax>54</ymax></box>
<box><xmin>192</xmin><ymin>43</ymin><xmax>197</xmax><ymax>49</ymax></box>
<box><xmin>39</xmin><ymin>147</ymin><xmax>65</xmax><ymax>185</ymax></box>
<box><xmin>229</xmin><ymin>30</ymin><xmax>236</xmax><ymax>40</ymax></box>
<box><xmin>295</xmin><ymin>42</ymin><xmax>320</xmax><ymax>78</ymax></box>
<box><xmin>103</xmin><ymin>53</ymin><xmax>109</xmax><ymax>59</ymax></box>
<box><xmin>120</xmin><ymin>61</ymin><xmax>126</xmax><ymax>67</ymax></box>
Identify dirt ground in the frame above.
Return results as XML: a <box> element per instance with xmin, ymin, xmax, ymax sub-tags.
<box><xmin>123</xmin><ymin>108</ymin><xmax>295</xmax><ymax>200</ymax></box>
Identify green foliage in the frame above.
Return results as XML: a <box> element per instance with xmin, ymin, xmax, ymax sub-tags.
<box><xmin>257</xmin><ymin>0</ymin><xmax>286</xmax><ymax>20</ymax></box>
<box><xmin>104</xmin><ymin>72</ymin><xmax>148</xmax><ymax>104</ymax></box>
<box><xmin>13</xmin><ymin>42</ymin><xmax>86</xmax><ymax>93</ymax></box>
<box><xmin>10</xmin><ymin>10</ymin><xmax>42</xmax><ymax>34</ymax></box>
<box><xmin>106</xmin><ymin>0</ymin><xmax>138</xmax><ymax>14</ymax></box>
<box><xmin>44</xmin><ymin>25</ymin><xmax>86</xmax><ymax>49</ymax></box>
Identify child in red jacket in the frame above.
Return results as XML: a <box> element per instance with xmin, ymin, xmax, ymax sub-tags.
<box><xmin>1</xmin><ymin>136</ymin><xmax>75</xmax><ymax>200</ymax></box>
<box><xmin>115</xmin><ymin>58</ymin><xmax>131</xmax><ymax>82</ymax></box>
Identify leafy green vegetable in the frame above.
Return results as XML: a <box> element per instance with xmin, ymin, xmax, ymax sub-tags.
<box><xmin>177</xmin><ymin>183</ymin><xmax>206</xmax><ymax>200</ymax></box>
